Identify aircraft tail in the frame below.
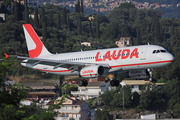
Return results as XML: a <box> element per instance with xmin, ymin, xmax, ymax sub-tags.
<box><xmin>23</xmin><ymin>24</ymin><xmax>52</xmax><ymax>58</ymax></box>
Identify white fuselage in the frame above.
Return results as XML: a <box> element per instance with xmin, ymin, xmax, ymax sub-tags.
<box><xmin>22</xmin><ymin>45</ymin><xmax>174</xmax><ymax>76</ymax></box>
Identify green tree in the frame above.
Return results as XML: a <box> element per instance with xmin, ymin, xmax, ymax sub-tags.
<box><xmin>96</xmin><ymin>17</ymin><xmax>100</xmax><ymax>39</ymax></box>
<box><xmin>40</xmin><ymin>6</ymin><xmax>45</xmax><ymax>28</ymax></box>
<box><xmin>57</xmin><ymin>12</ymin><xmax>61</xmax><ymax>29</ymax></box>
<box><xmin>12</xmin><ymin>1</ymin><xmax>21</xmax><ymax>20</ymax></box>
<box><xmin>67</xmin><ymin>15</ymin><xmax>71</xmax><ymax>31</ymax></box>
<box><xmin>89</xmin><ymin>21</ymin><xmax>93</xmax><ymax>37</ymax></box>
<box><xmin>34</xmin><ymin>6</ymin><xmax>39</xmax><ymax>28</ymax></box>
<box><xmin>24</xmin><ymin>0</ymin><xmax>29</xmax><ymax>23</ymax></box>
<box><xmin>101</xmin><ymin>109</ymin><xmax>109</xmax><ymax>120</ymax></box>
<box><xmin>139</xmin><ymin>83</ymin><xmax>165</xmax><ymax>110</ymax></box>
<box><xmin>77</xmin><ymin>0</ymin><xmax>80</xmax><ymax>13</ymax></box>
<box><xmin>42</xmin><ymin>22</ymin><xmax>47</xmax><ymax>41</ymax></box>
<box><xmin>77</xmin><ymin>18</ymin><xmax>82</xmax><ymax>35</ymax></box>
<box><xmin>100</xmin><ymin>90</ymin><xmax>115</xmax><ymax>105</ymax></box>
<box><xmin>62</xmin><ymin>7</ymin><xmax>67</xmax><ymax>25</ymax></box>
<box><xmin>61</xmin><ymin>84</ymin><xmax>78</xmax><ymax>95</ymax></box>
<box><xmin>94</xmin><ymin>109</ymin><xmax>102</xmax><ymax>120</ymax></box>
<box><xmin>49</xmin><ymin>11</ymin><xmax>53</xmax><ymax>27</ymax></box>
<box><xmin>80</xmin><ymin>0</ymin><xmax>84</xmax><ymax>13</ymax></box>
<box><xmin>110</xmin><ymin>85</ymin><xmax>131</xmax><ymax>108</ymax></box>
<box><xmin>136</xmin><ymin>28</ymin><xmax>141</xmax><ymax>45</ymax></box>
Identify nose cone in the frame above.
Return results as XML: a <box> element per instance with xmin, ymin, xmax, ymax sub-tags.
<box><xmin>168</xmin><ymin>53</ymin><xmax>174</xmax><ymax>63</ymax></box>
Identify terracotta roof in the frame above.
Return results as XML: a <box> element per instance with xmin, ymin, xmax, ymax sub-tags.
<box><xmin>28</xmin><ymin>92</ymin><xmax>56</xmax><ymax>95</ymax></box>
<box><xmin>63</xmin><ymin>100</ymin><xmax>85</xmax><ymax>105</ymax></box>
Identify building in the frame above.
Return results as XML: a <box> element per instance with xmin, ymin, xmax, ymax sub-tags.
<box><xmin>120</xmin><ymin>80</ymin><xmax>164</xmax><ymax>93</ymax></box>
<box><xmin>115</xmin><ymin>37</ymin><xmax>132</xmax><ymax>47</ymax></box>
<box><xmin>21</xmin><ymin>0</ymin><xmax>39</xmax><ymax>8</ymax></box>
<box><xmin>0</xmin><ymin>13</ymin><xmax>5</xmax><ymax>21</ymax></box>
<box><xmin>21</xmin><ymin>83</ymin><xmax>59</xmax><ymax>100</ymax></box>
<box><xmin>71</xmin><ymin>81</ymin><xmax>115</xmax><ymax>100</ymax></box>
<box><xmin>51</xmin><ymin>96</ymin><xmax>90</xmax><ymax>120</ymax></box>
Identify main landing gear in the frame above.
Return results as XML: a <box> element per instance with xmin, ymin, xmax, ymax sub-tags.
<box><xmin>78</xmin><ymin>79</ymin><xmax>88</xmax><ymax>86</ymax></box>
<box><xmin>110</xmin><ymin>73</ymin><xmax>120</xmax><ymax>86</ymax></box>
<box><xmin>147</xmin><ymin>68</ymin><xmax>153</xmax><ymax>82</ymax></box>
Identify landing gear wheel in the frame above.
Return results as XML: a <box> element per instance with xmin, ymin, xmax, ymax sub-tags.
<box><xmin>78</xmin><ymin>80</ymin><xmax>84</xmax><ymax>86</ymax></box>
<box><xmin>83</xmin><ymin>79</ymin><xmax>88</xmax><ymax>86</ymax></box>
<box><xmin>110</xmin><ymin>80</ymin><xmax>115</xmax><ymax>86</ymax></box>
<box><xmin>110</xmin><ymin>80</ymin><xmax>119</xmax><ymax>86</ymax></box>
<box><xmin>78</xmin><ymin>79</ymin><xmax>88</xmax><ymax>86</ymax></box>
<box><xmin>115</xmin><ymin>80</ymin><xmax>119</xmax><ymax>86</ymax></box>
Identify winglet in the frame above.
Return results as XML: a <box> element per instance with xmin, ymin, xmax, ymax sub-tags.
<box><xmin>4</xmin><ymin>53</ymin><xmax>9</xmax><ymax>59</ymax></box>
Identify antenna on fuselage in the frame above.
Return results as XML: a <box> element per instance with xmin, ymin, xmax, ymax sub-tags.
<box><xmin>147</xmin><ymin>42</ymin><xmax>150</xmax><ymax>45</ymax></box>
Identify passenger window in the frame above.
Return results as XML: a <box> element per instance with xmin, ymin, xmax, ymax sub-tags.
<box><xmin>160</xmin><ymin>50</ymin><xmax>166</xmax><ymax>53</ymax></box>
<box><xmin>153</xmin><ymin>50</ymin><xmax>156</xmax><ymax>54</ymax></box>
<box><xmin>156</xmin><ymin>50</ymin><xmax>160</xmax><ymax>53</ymax></box>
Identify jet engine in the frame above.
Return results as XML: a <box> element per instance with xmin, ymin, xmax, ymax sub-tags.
<box><xmin>129</xmin><ymin>69</ymin><xmax>150</xmax><ymax>79</ymax></box>
<box><xmin>80</xmin><ymin>65</ymin><xmax>105</xmax><ymax>78</ymax></box>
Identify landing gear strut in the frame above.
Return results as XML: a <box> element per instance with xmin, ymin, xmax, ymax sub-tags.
<box><xmin>78</xmin><ymin>79</ymin><xmax>88</xmax><ymax>86</ymax></box>
<box><xmin>110</xmin><ymin>73</ymin><xmax>120</xmax><ymax>86</ymax></box>
<box><xmin>147</xmin><ymin>68</ymin><xmax>153</xmax><ymax>82</ymax></box>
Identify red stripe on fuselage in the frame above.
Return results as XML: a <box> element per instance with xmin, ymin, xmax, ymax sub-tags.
<box><xmin>24</xmin><ymin>24</ymin><xmax>43</xmax><ymax>58</ymax></box>
<box><xmin>110</xmin><ymin>60</ymin><xmax>173</xmax><ymax>68</ymax></box>
<box><xmin>34</xmin><ymin>69</ymin><xmax>72</xmax><ymax>72</ymax></box>
<box><xmin>34</xmin><ymin>60</ymin><xmax>173</xmax><ymax>73</ymax></box>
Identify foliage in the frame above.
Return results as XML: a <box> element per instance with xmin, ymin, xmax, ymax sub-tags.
<box><xmin>61</xmin><ymin>84</ymin><xmax>78</xmax><ymax>95</ymax></box>
<box><xmin>94</xmin><ymin>109</ymin><xmax>109</xmax><ymax>120</ymax></box>
<box><xmin>0</xmin><ymin>83</ymin><xmax>60</xmax><ymax>120</ymax></box>
<box><xmin>100</xmin><ymin>90</ymin><xmax>115</xmax><ymax>105</ymax></box>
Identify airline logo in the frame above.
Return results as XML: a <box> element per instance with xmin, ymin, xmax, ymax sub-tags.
<box><xmin>96</xmin><ymin>48</ymin><xmax>139</xmax><ymax>61</ymax></box>
<box><xmin>82</xmin><ymin>70</ymin><xmax>94</xmax><ymax>74</ymax></box>
<box><xmin>23</xmin><ymin>24</ymin><xmax>43</xmax><ymax>58</ymax></box>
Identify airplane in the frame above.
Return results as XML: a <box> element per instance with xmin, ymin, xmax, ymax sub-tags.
<box><xmin>5</xmin><ymin>24</ymin><xmax>174</xmax><ymax>86</ymax></box>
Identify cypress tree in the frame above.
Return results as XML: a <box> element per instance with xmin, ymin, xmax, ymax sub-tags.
<box><xmin>57</xmin><ymin>12</ymin><xmax>61</xmax><ymax>29</ymax></box>
<box><xmin>29</xmin><ymin>16</ymin><xmax>34</xmax><ymax>25</ymax></box>
<box><xmin>18</xmin><ymin>1</ymin><xmax>23</xmax><ymax>20</ymax></box>
<box><xmin>75</xmin><ymin>4</ymin><xmax>78</xmax><ymax>13</ymax></box>
<box><xmin>67</xmin><ymin>15</ymin><xmax>71</xmax><ymax>31</ymax></box>
<box><xmin>62</xmin><ymin>7</ymin><xmax>67</xmax><ymax>25</ymax></box>
<box><xmin>34</xmin><ymin>6</ymin><xmax>39</xmax><ymax>28</ymax></box>
<box><xmin>136</xmin><ymin>28</ymin><xmax>141</xmax><ymax>45</ymax></box>
<box><xmin>12</xmin><ymin>1</ymin><xmax>19</xmax><ymax>20</ymax></box>
<box><xmin>96</xmin><ymin>17</ymin><xmax>100</xmax><ymax>39</ymax></box>
<box><xmin>80</xmin><ymin>0</ymin><xmax>84</xmax><ymax>14</ymax></box>
<box><xmin>49</xmin><ymin>11</ymin><xmax>53</xmax><ymax>27</ymax></box>
<box><xmin>77</xmin><ymin>0</ymin><xmax>80</xmax><ymax>13</ymax></box>
<box><xmin>42</xmin><ymin>22</ymin><xmax>47</xmax><ymax>42</ymax></box>
<box><xmin>24</xmin><ymin>0</ymin><xmax>29</xmax><ymax>23</ymax></box>
<box><xmin>89</xmin><ymin>21</ymin><xmax>93</xmax><ymax>37</ymax></box>
<box><xmin>77</xmin><ymin>18</ymin><xmax>82</xmax><ymax>35</ymax></box>
<box><xmin>40</xmin><ymin>7</ymin><xmax>45</xmax><ymax>28</ymax></box>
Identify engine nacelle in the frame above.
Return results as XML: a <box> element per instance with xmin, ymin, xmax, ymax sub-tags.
<box><xmin>129</xmin><ymin>69</ymin><xmax>150</xmax><ymax>79</ymax></box>
<box><xmin>80</xmin><ymin>65</ymin><xmax>105</xmax><ymax>78</ymax></box>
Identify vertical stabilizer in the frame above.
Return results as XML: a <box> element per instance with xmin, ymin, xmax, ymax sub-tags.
<box><xmin>23</xmin><ymin>24</ymin><xmax>51</xmax><ymax>58</ymax></box>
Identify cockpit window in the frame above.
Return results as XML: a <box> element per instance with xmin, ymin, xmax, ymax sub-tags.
<box><xmin>156</xmin><ymin>50</ymin><xmax>160</xmax><ymax>53</ymax></box>
<box><xmin>153</xmin><ymin>49</ymin><xmax>167</xmax><ymax>54</ymax></box>
<box><xmin>153</xmin><ymin>50</ymin><xmax>156</xmax><ymax>54</ymax></box>
<box><xmin>160</xmin><ymin>50</ymin><xmax>166</xmax><ymax>53</ymax></box>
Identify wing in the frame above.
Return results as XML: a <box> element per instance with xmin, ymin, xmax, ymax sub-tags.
<box><xmin>6</xmin><ymin>54</ymin><xmax>110</xmax><ymax>72</ymax></box>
